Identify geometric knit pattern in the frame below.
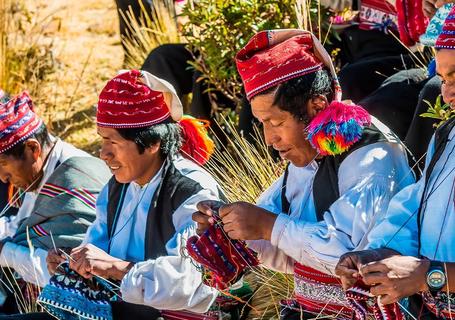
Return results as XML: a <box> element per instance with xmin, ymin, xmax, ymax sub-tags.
<box><xmin>346</xmin><ymin>280</ymin><xmax>404</xmax><ymax>320</ymax></box>
<box><xmin>97</xmin><ymin>69</ymin><xmax>170</xmax><ymax>129</ymax></box>
<box><xmin>420</xmin><ymin>4</ymin><xmax>454</xmax><ymax>47</ymax></box>
<box><xmin>38</xmin><ymin>262</ymin><xmax>119</xmax><ymax>320</ymax></box>
<box><xmin>0</xmin><ymin>91</ymin><xmax>43</xmax><ymax>153</ymax></box>
<box><xmin>436</xmin><ymin>6</ymin><xmax>455</xmax><ymax>49</ymax></box>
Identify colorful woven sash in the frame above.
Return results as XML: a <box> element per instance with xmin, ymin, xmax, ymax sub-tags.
<box><xmin>292</xmin><ymin>262</ymin><xmax>352</xmax><ymax>319</ymax></box>
<box><xmin>359</xmin><ymin>0</ymin><xmax>398</xmax><ymax>33</ymax></box>
<box><xmin>346</xmin><ymin>280</ymin><xmax>404</xmax><ymax>320</ymax></box>
<box><xmin>421</xmin><ymin>291</ymin><xmax>455</xmax><ymax>318</ymax></box>
<box><xmin>186</xmin><ymin>214</ymin><xmax>259</xmax><ymax>290</ymax></box>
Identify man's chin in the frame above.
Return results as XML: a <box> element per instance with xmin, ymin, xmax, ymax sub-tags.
<box><xmin>113</xmin><ymin>174</ymin><xmax>133</xmax><ymax>184</ymax></box>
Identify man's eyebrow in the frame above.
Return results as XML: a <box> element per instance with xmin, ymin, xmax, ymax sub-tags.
<box><xmin>436</xmin><ymin>70</ymin><xmax>455</xmax><ymax>78</ymax></box>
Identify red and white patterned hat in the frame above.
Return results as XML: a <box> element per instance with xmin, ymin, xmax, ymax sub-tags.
<box><xmin>235</xmin><ymin>29</ymin><xmax>341</xmax><ymax>101</ymax></box>
<box><xmin>97</xmin><ymin>69</ymin><xmax>183</xmax><ymax>129</ymax></box>
<box><xmin>0</xmin><ymin>92</ymin><xmax>43</xmax><ymax>153</ymax></box>
<box><xmin>435</xmin><ymin>5</ymin><xmax>455</xmax><ymax>49</ymax></box>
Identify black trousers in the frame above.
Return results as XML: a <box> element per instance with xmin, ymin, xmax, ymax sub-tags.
<box><xmin>337</xmin><ymin>27</ymin><xmax>422</xmax><ymax>103</ymax></box>
<box><xmin>357</xmin><ymin>69</ymin><xmax>441</xmax><ymax>176</ymax></box>
<box><xmin>358</xmin><ymin>68</ymin><xmax>428</xmax><ymax>141</ymax></box>
<box><xmin>111</xmin><ymin>301</ymin><xmax>161</xmax><ymax>320</ymax></box>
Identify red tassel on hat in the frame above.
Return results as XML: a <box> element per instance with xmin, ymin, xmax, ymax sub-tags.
<box><xmin>179</xmin><ymin>115</ymin><xmax>215</xmax><ymax>165</ymax></box>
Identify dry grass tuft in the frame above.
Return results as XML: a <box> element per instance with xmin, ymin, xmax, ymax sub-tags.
<box><xmin>0</xmin><ymin>0</ymin><xmax>57</xmax><ymax>103</ymax></box>
<box><xmin>121</xmin><ymin>0</ymin><xmax>181</xmax><ymax>69</ymax></box>
<box><xmin>1</xmin><ymin>0</ymin><xmax>122</xmax><ymax>154</ymax></box>
<box><xmin>206</xmin><ymin>117</ymin><xmax>294</xmax><ymax>319</ymax></box>
<box><xmin>207</xmin><ymin>117</ymin><xmax>285</xmax><ymax>203</ymax></box>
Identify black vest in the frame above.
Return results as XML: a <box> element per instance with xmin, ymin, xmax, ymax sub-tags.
<box><xmin>106</xmin><ymin>160</ymin><xmax>204</xmax><ymax>259</ymax></box>
<box><xmin>281</xmin><ymin>125</ymin><xmax>388</xmax><ymax>219</ymax></box>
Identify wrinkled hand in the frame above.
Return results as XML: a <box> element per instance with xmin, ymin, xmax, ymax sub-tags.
<box><xmin>193</xmin><ymin>200</ymin><xmax>224</xmax><ymax>235</ymax></box>
<box><xmin>219</xmin><ymin>202</ymin><xmax>277</xmax><ymax>241</ymax></box>
<box><xmin>46</xmin><ymin>248</ymin><xmax>71</xmax><ymax>275</ymax></box>
<box><xmin>360</xmin><ymin>256</ymin><xmax>430</xmax><ymax>305</ymax></box>
<box><xmin>423</xmin><ymin>0</ymin><xmax>438</xmax><ymax>17</ymax></box>
<box><xmin>69</xmin><ymin>244</ymin><xmax>133</xmax><ymax>280</ymax></box>
<box><xmin>335</xmin><ymin>249</ymin><xmax>399</xmax><ymax>290</ymax></box>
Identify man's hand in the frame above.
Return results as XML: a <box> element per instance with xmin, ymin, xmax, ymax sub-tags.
<box><xmin>46</xmin><ymin>248</ymin><xmax>70</xmax><ymax>275</ymax></box>
<box><xmin>423</xmin><ymin>0</ymin><xmax>438</xmax><ymax>18</ymax></box>
<box><xmin>360</xmin><ymin>256</ymin><xmax>430</xmax><ymax>305</ymax></box>
<box><xmin>193</xmin><ymin>200</ymin><xmax>224</xmax><ymax>235</ymax></box>
<box><xmin>435</xmin><ymin>0</ymin><xmax>455</xmax><ymax>8</ymax></box>
<box><xmin>335</xmin><ymin>249</ymin><xmax>400</xmax><ymax>290</ymax></box>
<box><xmin>69</xmin><ymin>244</ymin><xmax>133</xmax><ymax>280</ymax></box>
<box><xmin>219</xmin><ymin>202</ymin><xmax>277</xmax><ymax>241</ymax></box>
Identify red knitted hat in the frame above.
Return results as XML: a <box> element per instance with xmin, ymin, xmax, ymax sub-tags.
<box><xmin>0</xmin><ymin>92</ymin><xmax>43</xmax><ymax>153</ymax></box>
<box><xmin>236</xmin><ymin>29</ymin><xmax>341</xmax><ymax>101</ymax></box>
<box><xmin>97</xmin><ymin>69</ymin><xmax>183</xmax><ymax>128</ymax></box>
<box><xmin>436</xmin><ymin>6</ymin><xmax>455</xmax><ymax>49</ymax></box>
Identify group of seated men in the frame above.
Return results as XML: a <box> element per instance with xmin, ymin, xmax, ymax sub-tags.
<box><xmin>0</xmin><ymin>3</ymin><xmax>453</xmax><ymax>320</ymax></box>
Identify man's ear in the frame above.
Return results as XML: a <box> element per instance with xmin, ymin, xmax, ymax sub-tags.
<box><xmin>24</xmin><ymin>139</ymin><xmax>42</xmax><ymax>161</ymax></box>
<box><xmin>144</xmin><ymin>141</ymin><xmax>161</xmax><ymax>155</ymax></box>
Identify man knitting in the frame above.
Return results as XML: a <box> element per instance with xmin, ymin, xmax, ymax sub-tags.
<box><xmin>41</xmin><ymin>70</ymin><xmax>223</xmax><ymax>320</ymax></box>
<box><xmin>0</xmin><ymin>92</ymin><xmax>110</xmax><ymax>315</ymax></box>
<box><xmin>335</xmin><ymin>6</ymin><xmax>455</xmax><ymax>319</ymax></box>
<box><xmin>193</xmin><ymin>29</ymin><xmax>415</xmax><ymax>319</ymax></box>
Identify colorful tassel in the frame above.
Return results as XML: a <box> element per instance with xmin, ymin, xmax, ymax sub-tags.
<box><xmin>179</xmin><ymin>115</ymin><xmax>215</xmax><ymax>166</ymax></box>
<box><xmin>307</xmin><ymin>101</ymin><xmax>371</xmax><ymax>156</ymax></box>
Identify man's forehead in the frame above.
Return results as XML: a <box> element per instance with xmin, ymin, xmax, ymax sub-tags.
<box><xmin>97</xmin><ymin>127</ymin><xmax>121</xmax><ymax>139</ymax></box>
<box><xmin>436</xmin><ymin>50</ymin><xmax>455</xmax><ymax>75</ymax></box>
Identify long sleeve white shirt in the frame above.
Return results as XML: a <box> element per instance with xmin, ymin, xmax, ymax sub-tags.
<box><xmin>368</xmin><ymin>127</ymin><xmax>455</xmax><ymax>262</ymax></box>
<box><xmin>83</xmin><ymin>155</ymin><xmax>220</xmax><ymax>313</ymax></box>
<box><xmin>0</xmin><ymin>138</ymin><xmax>91</xmax><ymax>287</ymax></box>
<box><xmin>248</xmin><ymin>122</ymin><xmax>414</xmax><ymax>275</ymax></box>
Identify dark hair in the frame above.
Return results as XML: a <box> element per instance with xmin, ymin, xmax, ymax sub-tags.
<box><xmin>116</xmin><ymin>122</ymin><xmax>182</xmax><ymax>157</ymax></box>
<box><xmin>259</xmin><ymin>69</ymin><xmax>334</xmax><ymax>120</ymax></box>
<box><xmin>3</xmin><ymin>123</ymin><xmax>52</xmax><ymax>159</ymax></box>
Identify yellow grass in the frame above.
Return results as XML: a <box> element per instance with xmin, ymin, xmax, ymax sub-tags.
<box><xmin>121</xmin><ymin>0</ymin><xmax>181</xmax><ymax>69</ymax></box>
<box><xmin>1</xmin><ymin>0</ymin><xmax>122</xmax><ymax>154</ymax></box>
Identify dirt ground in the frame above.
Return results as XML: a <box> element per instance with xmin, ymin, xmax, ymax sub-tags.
<box><xmin>37</xmin><ymin>0</ymin><xmax>123</xmax><ymax>154</ymax></box>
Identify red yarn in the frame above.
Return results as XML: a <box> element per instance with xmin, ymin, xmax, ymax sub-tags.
<box><xmin>396</xmin><ymin>0</ymin><xmax>429</xmax><ymax>46</ymax></box>
<box><xmin>178</xmin><ymin>115</ymin><xmax>214</xmax><ymax>165</ymax></box>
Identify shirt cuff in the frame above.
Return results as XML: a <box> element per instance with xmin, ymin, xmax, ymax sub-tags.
<box><xmin>120</xmin><ymin>260</ymin><xmax>155</xmax><ymax>304</ymax></box>
<box><xmin>270</xmin><ymin>213</ymin><xmax>292</xmax><ymax>247</ymax></box>
<box><xmin>0</xmin><ymin>241</ymin><xmax>19</xmax><ymax>268</ymax></box>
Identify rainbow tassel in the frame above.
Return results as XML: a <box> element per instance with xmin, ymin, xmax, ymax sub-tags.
<box><xmin>179</xmin><ymin>115</ymin><xmax>215</xmax><ymax>165</ymax></box>
<box><xmin>307</xmin><ymin>101</ymin><xmax>371</xmax><ymax>156</ymax></box>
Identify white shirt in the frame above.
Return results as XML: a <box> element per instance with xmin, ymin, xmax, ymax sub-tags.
<box><xmin>368</xmin><ymin>126</ymin><xmax>455</xmax><ymax>261</ymax></box>
<box><xmin>0</xmin><ymin>137</ymin><xmax>91</xmax><ymax>287</ymax></box>
<box><xmin>248</xmin><ymin>120</ymin><xmax>415</xmax><ymax>274</ymax></box>
<box><xmin>83</xmin><ymin>155</ymin><xmax>221</xmax><ymax>313</ymax></box>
